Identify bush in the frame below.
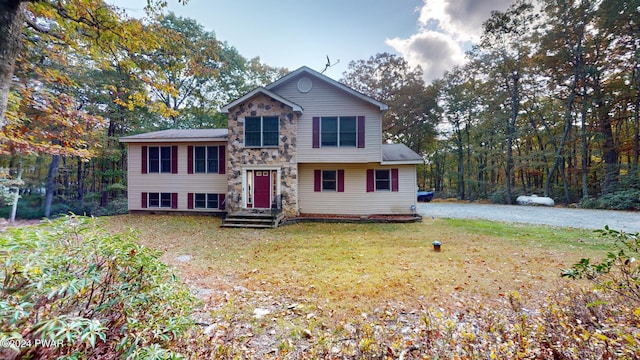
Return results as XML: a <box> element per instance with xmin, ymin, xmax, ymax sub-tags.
<box><xmin>0</xmin><ymin>216</ymin><xmax>196</xmax><ymax>359</ymax></box>
<box><xmin>0</xmin><ymin>195</ymin><xmax>130</xmax><ymax>220</ymax></box>
<box><xmin>488</xmin><ymin>187</ymin><xmax>524</xmax><ymax>204</ymax></box>
<box><xmin>562</xmin><ymin>227</ymin><xmax>640</xmax><ymax>304</ymax></box>
<box><xmin>580</xmin><ymin>174</ymin><xmax>640</xmax><ymax>210</ymax></box>
<box><xmin>580</xmin><ymin>188</ymin><xmax>640</xmax><ymax>210</ymax></box>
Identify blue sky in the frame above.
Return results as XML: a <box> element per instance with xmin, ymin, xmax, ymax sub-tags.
<box><xmin>110</xmin><ymin>0</ymin><xmax>514</xmax><ymax>83</ymax></box>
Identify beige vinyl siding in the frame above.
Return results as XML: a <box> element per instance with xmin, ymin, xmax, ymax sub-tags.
<box><xmin>127</xmin><ymin>142</ymin><xmax>227</xmax><ymax>212</ymax></box>
<box><xmin>272</xmin><ymin>76</ymin><xmax>383</xmax><ymax>163</ymax></box>
<box><xmin>298</xmin><ymin>163</ymin><xmax>417</xmax><ymax>215</ymax></box>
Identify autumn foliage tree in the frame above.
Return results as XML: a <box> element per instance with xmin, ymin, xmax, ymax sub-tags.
<box><xmin>424</xmin><ymin>0</ymin><xmax>639</xmax><ymax>207</ymax></box>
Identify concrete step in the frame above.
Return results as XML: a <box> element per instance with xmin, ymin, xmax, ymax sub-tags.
<box><xmin>224</xmin><ymin>217</ymin><xmax>273</xmax><ymax>223</ymax></box>
<box><xmin>221</xmin><ymin>222</ymin><xmax>273</xmax><ymax>229</ymax></box>
<box><xmin>222</xmin><ymin>211</ymin><xmax>284</xmax><ymax>229</ymax></box>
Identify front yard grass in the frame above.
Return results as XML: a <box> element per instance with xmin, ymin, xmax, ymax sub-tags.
<box><xmin>99</xmin><ymin>215</ymin><xmax>637</xmax><ymax>358</ymax></box>
<box><xmin>102</xmin><ymin>214</ymin><xmax>608</xmax><ymax>316</ymax></box>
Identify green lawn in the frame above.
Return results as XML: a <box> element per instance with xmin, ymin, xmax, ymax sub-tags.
<box><xmin>102</xmin><ymin>214</ymin><xmax>609</xmax><ymax>318</ymax></box>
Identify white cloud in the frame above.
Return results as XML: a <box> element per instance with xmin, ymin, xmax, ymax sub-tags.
<box><xmin>419</xmin><ymin>0</ymin><xmax>514</xmax><ymax>42</ymax></box>
<box><xmin>386</xmin><ymin>31</ymin><xmax>465</xmax><ymax>83</ymax></box>
<box><xmin>388</xmin><ymin>0</ymin><xmax>515</xmax><ymax>83</ymax></box>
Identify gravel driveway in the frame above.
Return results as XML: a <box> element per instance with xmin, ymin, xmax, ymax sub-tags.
<box><xmin>417</xmin><ymin>202</ymin><xmax>640</xmax><ymax>233</ymax></box>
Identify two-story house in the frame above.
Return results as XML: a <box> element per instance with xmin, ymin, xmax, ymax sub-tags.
<box><xmin>120</xmin><ymin>66</ymin><xmax>423</xmax><ymax>224</ymax></box>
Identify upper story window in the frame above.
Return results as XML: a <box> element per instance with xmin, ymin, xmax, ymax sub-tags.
<box><xmin>245</xmin><ymin>116</ymin><xmax>279</xmax><ymax>147</ymax></box>
<box><xmin>149</xmin><ymin>146</ymin><xmax>171</xmax><ymax>173</ymax></box>
<box><xmin>320</xmin><ymin>116</ymin><xmax>356</xmax><ymax>147</ymax></box>
<box><xmin>194</xmin><ymin>146</ymin><xmax>218</xmax><ymax>173</ymax></box>
<box><xmin>187</xmin><ymin>145</ymin><xmax>225</xmax><ymax>175</ymax></box>
<box><xmin>313</xmin><ymin>116</ymin><xmax>364</xmax><ymax>149</ymax></box>
<box><xmin>142</xmin><ymin>146</ymin><xmax>176</xmax><ymax>174</ymax></box>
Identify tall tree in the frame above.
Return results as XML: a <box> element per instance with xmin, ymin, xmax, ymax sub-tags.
<box><xmin>474</xmin><ymin>0</ymin><xmax>537</xmax><ymax>203</ymax></box>
<box><xmin>342</xmin><ymin>52</ymin><xmax>439</xmax><ymax>155</ymax></box>
<box><xmin>0</xmin><ymin>0</ymin><xmax>181</xmax><ymax>129</ymax></box>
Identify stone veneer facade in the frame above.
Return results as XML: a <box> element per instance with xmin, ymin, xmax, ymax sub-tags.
<box><xmin>226</xmin><ymin>94</ymin><xmax>299</xmax><ymax>217</ymax></box>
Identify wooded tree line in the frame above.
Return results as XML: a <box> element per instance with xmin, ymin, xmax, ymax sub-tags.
<box><xmin>0</xmin><ymin>0</ymin><xmax>284</xmax><ymax>218</ymax></box>
<box><xmin>0</xmin><ymin>0</ymin><xmax>638</xmax><ymax>219</ymax></box>
<box><xmin>428</xmin><ymin>0</ymin><xmax>640</xmax><ymax>206</ymax></box>
<box><xmin>343</xmin><ymin>0</ymin><xmax>638</xmax><ymax>208</ymax></box>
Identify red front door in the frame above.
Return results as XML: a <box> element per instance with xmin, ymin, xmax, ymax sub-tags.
<box><xmin>253</xmin><ymin>171</ymin><xmax>271</xmax><ymax>208</ymax></box>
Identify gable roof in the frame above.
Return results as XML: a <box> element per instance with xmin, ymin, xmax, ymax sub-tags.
<box><xmin>119</xmin><ymin>129</ymin><xmax>228</xmax><ymax>143</ymax></box>
<box><xmin>266</xmin><ymin>66</ymin><xmax>388</xmax><ymax>111</ymax></box>
<box><xmin>381</xmin><ymin>143</ymin><xmax>423</xmax><ymax>165</ymax></box>
<box><xmin>220</xmin><ymin>87</ymin><xmax>303</xmax><ymax>114</ymax></box>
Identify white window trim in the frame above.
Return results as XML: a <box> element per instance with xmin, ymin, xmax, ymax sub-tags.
<box><xmin>321</xmin><ymin>170</ymin><xmax>337</xmax><ymax>192</ymax></box>
<box><xmin>148</xmin><ymin>192</ymin><xmax>172</xmax><ymax>208</ymax></box>
<box><xmin>193</xmin><ymin>146</ymin><xmax>219</xmax><ymax>174</ymax></box>
<box><xmin>194</xmin><ymin>193</ymin><xmax>219</xmax><ymax>209</ymax></box>
<box><xmin>243</xmin><ymin>116</ymin><xmax>279</xmax><ymax>148</ymax></box>
<box><xmin>320</xmin><ymin>116</ymin><xmax>357</xmax><ymax>148</ymax></box>
<box><xmin>241</xmin><ymin>166</ymin><xmax>281</xmax><ymax>209</ymax></box>
<box><xmin>148</xmin><ymin>146</ymin><xmax>172</xmax><ymax>173</ymax></box>
<box><xmin>375</xmin><ymin>169</ymin><xmax>391</xmax><ymax>192</ymax></box>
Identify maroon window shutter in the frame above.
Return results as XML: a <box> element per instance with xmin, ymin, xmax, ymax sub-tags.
<box><xmin>187</xmin><ymin>146</ymin><xmax>193</xmax><ymax>174</ymax></box>
<box><xmin>366</xmin><ymin>169</ymin><xmax>374</xmax><ymax>192</ymax></box>
<box><xmin>218</xmin><ymin>194</ymin><xmax>225</xmax><ymax>210</ymax></box>
<box><xmin>171</xmin><ymin>193</ymin><xmax>178</xmax><ymax>209</ymax></box>
<box><xmin>141</xmin><ymin>146</ymin><xmax>147</xmax><ymax>174</ymax></box>
<box><xmin>391</xmin><ymin>168</ymin><xmax>399</xmax><ymax>192</ymax></box>
<box><xmin>312</xmin><ymin>117</ymin><xmax>320</xmax><ymax>148</ymax></box>
<box><xmin>337</xmin><ymin>170</ymin><xmax>344</xmax><ymax>192</ymax></box>
<box><xmin>171</xmin><ymin>146</ymin><xmax>178</xmax><ymax>174</ymax></box>
<box><xmin>141</xmin><ymin>192</ymin><xmax>147</xmax><ymax>208</ymax></box>
<box><xmin>187</xmin><ymin>193</ymin><xmax>193</xmax><ymax>209</ymax></box>
<box><xmin>218</xmin><ymin>145</ymin><xmax>226</xmax><ymax>174</ymax></box>
<box><xmin>357</xmin><ymin>116</ymin><xmax>365</xmax><ymax>148</ymax></box>
<box><xmin>314</xmin><ymin>170</ymin><xmax>321</xmax><ymax>192</ymax></box>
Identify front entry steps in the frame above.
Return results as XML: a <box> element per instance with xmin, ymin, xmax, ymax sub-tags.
<box><xmin>221</xmin><ymin>210</ymin><xmax>284</xmax><ymax>229</ymax></box>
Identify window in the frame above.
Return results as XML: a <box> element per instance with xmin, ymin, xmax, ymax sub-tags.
<box><xmin>194</xmin><ymin>146</ymin><xmax>218</xmax><ymax>173</ymax></box>
<box><xmin>148</xmin><ymin>146</ymin><xmax>171</xmax><ymax>173</ymax></box>
<box><xmin>320</xmin><ymin>116</ymin><xmax>356</xmax><ymax>147</ymax></box>
<box><xmin>314</xmin><ymin>169</ymin><xmax>344</xmax><ymax>192</ymax></box>
<box><xmin>147</xmin><ymin>192</ymin><xmax>173</xmax><ymax>208</ymax></box>
<box><xmin>366</xmin><ymin>169</ymin><xmax>399</xmax><ymax>192</ymax></box>
<box><xmin>322</xmin><ymin>170</ymin><xmax>337</xmax><ymax>191</ymax></box>
<box><xmin>194</xmin><ymin>193</ymin><xmax>218</xmax><ymax>209</ymax></box>
<box><xmin>375</xmin><ymin>170</ymin><xmax>391</xmax><ymax>191</ymax></box>
<box><xmin>245</xmin><ymin>116</ymin><xmax>279</xmax><ymax>147</ymax></box>
<box><xmin>187</xmin><ymin>193</ymin><xmax>224</xmax><ymax>210</ymax></box>
<box><xmin>313</xmin><ymin>116</ymin><xmax>363</xmax><ymax>148</ymax></box>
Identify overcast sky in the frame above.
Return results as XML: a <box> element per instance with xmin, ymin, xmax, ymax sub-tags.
<box><xmin>109</xmin><ymin>0</ymin><xmax>515</xmax><ymax>83</ymax></box>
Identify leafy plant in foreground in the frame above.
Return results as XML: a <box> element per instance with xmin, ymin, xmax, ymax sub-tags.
<box><xmin>562</xmin><ymin>227</ymin><xmax>640</xmax><ymax>304</ymax></box>
<box><xmin>0</xmin><ymin>215</ymin><xmax>196</xmax><ymax>359</ymax></box>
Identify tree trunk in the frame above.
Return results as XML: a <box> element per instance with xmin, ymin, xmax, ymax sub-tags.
<box><xmin>0</xmin><ymin>0</ymin><xmax>25</xmax><ymax>127</ymax></box>
<box><xmin>44</xmin><ymin>155</ymin><xmax>60</xmax><ymax>218</ymax></box>
<box><xmin>633</xmin><ymin>65</ymin><xmax>639</xmax><ymax>171</ymax></box>
<box><xmin>9</xmin><ymin>160</ymin><xmax>22</xmax><ymax>222</ymax></box>
<box><xmin>505</xmin><ymin>74</ymin><xmax>520</xmax><ymax>204</ymax></box>
<box><xmin>594</xmin><ymin>75</ymin><xmax>619</xmax><ymax>194</ymax></box>
<box><xmin>580</xmin><ymin>86</ymin><xmax>590</xmax><ymax>199</ymax></box>
<box><xmin>77</xmin><ymin>157</ymin><xmax>84</xmax><ymax>202</ymax></box>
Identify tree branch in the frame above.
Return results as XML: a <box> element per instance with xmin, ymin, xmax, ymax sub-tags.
<box><xmin>23</xmin><ymin>12</ymin><xmax>65</xmax><ymax>41</ymax></box>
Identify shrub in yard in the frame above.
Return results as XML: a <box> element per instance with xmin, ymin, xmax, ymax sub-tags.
<box><xmin>0</xmin><ymin>215</ymin><xmax>196</xmax><ymax>359</ymax></box>
<box><xmin>562</xmin><ymin>227</ymin><xmax>640</xmax><ymax>304</ymax></box>
<box><xmin>580</xmin><ymin>174</ymin><xmax>640</xmax><ymax>210</ymax></box>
